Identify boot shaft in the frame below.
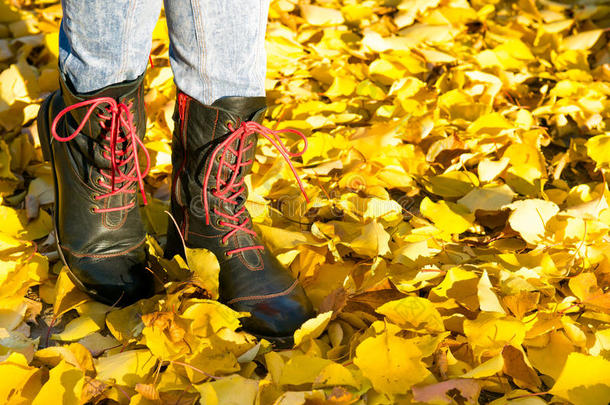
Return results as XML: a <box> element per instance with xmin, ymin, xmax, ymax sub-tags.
<box><xmin>170</xmin><ymin>93</ymin><xmax>267</xmax><ymax>227</ymax></box>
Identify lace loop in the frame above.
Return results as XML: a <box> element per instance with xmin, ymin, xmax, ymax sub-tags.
<box><xmin>50</xmin><ymin>97</ymin><xmax>150</xmax><ymax>213</ymax></box>
<box><xmin>201</xmin><ymin>121</ymin><xmax>308</xmax><ymax>255</ymax></box>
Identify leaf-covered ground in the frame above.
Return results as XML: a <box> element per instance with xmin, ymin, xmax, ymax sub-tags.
<box><xmin>1</xmin><ymin>0</ymin><xmax>610</xmax><ymax>404</ymax></box>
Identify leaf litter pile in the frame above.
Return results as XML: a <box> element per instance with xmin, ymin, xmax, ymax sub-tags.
<box><xmin>1</xmin><ymin>0</ymin><xmax>610</xmax><ymax>404</ymax></box>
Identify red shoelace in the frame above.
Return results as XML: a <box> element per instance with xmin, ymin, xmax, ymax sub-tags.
<box><xmin>50</xmin><ymin>97</ymin><xmax>150</xmax><ymax>213</ymax></box>
<box><xmin>202</xmin><ymin>121</ymin><xmax>309</xmax><ymax>256</ymax></box>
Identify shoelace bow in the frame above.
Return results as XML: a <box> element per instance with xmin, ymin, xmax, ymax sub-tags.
<box><xmin>202</xmin><ymin>121</ymin><xmax>309</xmax><ymax>256</ymax></box>
<box><xmin>50</xmin><ymin>97</ymin><xmax>150</xmax><ymax>213</ymax></box>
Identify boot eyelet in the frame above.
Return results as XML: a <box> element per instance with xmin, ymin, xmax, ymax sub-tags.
<box><xmin>89</xmin><ymin>206</ymin><xmax>97</xmax><ymax>214</ymax></box>
<box><xmin>220</xmin><ymin>239</ymin><xmax>228</xmax><ymax>246</ymax></box>
<box><xmin>224</xmin><ymin>251</ymin><xmax>231</xmax><ymax>258</ymax></box>
<box><xmin>215</xmin><ymin>154</ymin><xmax>222</xmax><ymax>162</ymax></box>
<box><xmin>226</xmin><ymin>120</ymin><xmax>234</xmax><ymax>128</ymax></box>
<box><xmin>215</xmin><ymin>218</ymin><xmax>223</xmax><ymax>226</ymax></box>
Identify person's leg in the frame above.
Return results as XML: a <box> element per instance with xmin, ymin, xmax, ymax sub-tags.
<box><xmin>37</xmin><ymin>0</ymin><xmax>162</xmax><ymax>306</ymax></box>
<box><xmin>163</xmin><ymin>0</ymin><xmax>268</xmax><ymax>104</ymax></box>
<box><xmin>59</xmin><ymin>0</ymin><xmax>162</xmax><ymax>93</ymax></box>
<box><xmin>164</xmin><ymin>0</ymin><xmax>314</xmax><ymax>346</ymax></box>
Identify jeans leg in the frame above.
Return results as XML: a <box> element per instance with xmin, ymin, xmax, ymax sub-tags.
<box><xmin>164</xmin><ymin>0</ymin><xmax>270</xmax><ymax>104</ymax></box>
<box><xmin>59</xmin><ymin>0</ymin><xmax>162</xmax><ymax>93</ymax></box>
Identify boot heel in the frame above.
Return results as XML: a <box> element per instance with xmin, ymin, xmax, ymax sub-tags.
<box><xmin>37</xmin><ymin>95</ymin><xmax>53</xmax><ymax>162</ymax></box>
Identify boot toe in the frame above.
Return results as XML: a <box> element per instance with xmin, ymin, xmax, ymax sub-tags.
<box><xmin>65</xmin><ymin>253</ymin><xmax>155</xmax><ymax>307</ymax></box>
<box><xmin>234</xmin><ymin>287</ymin><xmax>315</xmax><ymax>339</ymax></box>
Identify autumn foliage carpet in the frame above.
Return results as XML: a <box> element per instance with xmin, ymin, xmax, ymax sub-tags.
<box><xmin>1</xmin><ymin>0</ymin><xmax>610</xmax><ymax>404</ymax></box>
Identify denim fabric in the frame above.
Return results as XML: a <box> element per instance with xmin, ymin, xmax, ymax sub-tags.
<box><xmin>59</xmin><ymin>0</ymin><xmax>269</xmax><ymax>104</ymax></box>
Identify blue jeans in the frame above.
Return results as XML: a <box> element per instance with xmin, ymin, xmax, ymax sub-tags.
<box><xmin>59</xmin><ymin>0</ymin><xmax>270</xmax><ymax>104</ymax></box>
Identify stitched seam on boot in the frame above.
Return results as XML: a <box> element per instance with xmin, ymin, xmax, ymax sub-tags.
<box><xmin>234</xmin><ymin>232</ymin><xmax>264</xmax><ymax>271</ymax></box>
<box><xmin>101</xmin><ymin>193</ymin><xmax>130</xmax><ymax>230</ymax></box>
<box><xmin>60</xmin><ymin>237</ymin><xmax>146</xmax><ymax>258</ymax></box>
<box><xmin>173</xmin><ymin>96</ymin><xmax>189</xmax><ymax>209</ymax></box>
<box><xmin>226</xmin><ymin>279</ymin><xmax>299</xmax><ymax>305</ymax></box>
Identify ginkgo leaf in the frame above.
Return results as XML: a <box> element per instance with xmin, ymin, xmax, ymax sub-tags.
<box><xmin>195</xmin><ymin>375</ymin><xmax>258</xmax><ymax>405</ymax></box>
<box><xmin>51</xmin><ymin>315</ymin><xmax>101</xmax><ymax>342</ymax></box>
<box><xmin>376</xmin><ymin>296</ymin><xmax>445</xmax><ymax>332</ymax></box>
<box><xmin>549</xmin><ymin>353</ymin><xmax>610</xmax><ymax>405</ymax></box>
<box><xmin>185</xmin><ymin>247</ymin><xmax>220</xmax><ymax>299</ymax></box>
<box><xmin>420</xmin><ymin>197</ymin><xmax>474</xmax><ymax>235</ymax></box>
<box><xmin>504</xmin><ymin>199</ymin><xmax>559</xmax><ymax>244</ymax></box>
<box><xmin>53</xmin><ymin>268</ymin><xmax>89</xmax><ymax>318</ymax></box>
<box><xmin>300</xmin><ymin>4</ymin><xmax>344</xmax><ymax>26</ymax></box>
<box><xmin>32</xmin><ymin>360</ymin><xmax>84</xmax><ymax>405</ymax></box>
<box><xmin>458</xmin><ymin>185</ymin><xmax>515</xmax><ymax>212</ymax></box>
<box><xmin>3</xmin><ymin>0</ymin><xmax>610</xmax><ymax>402</ymax></box>
<box><xmin>562</xmin><ymin>29</ymin><xmax>604</xmax><ymax>50</ymax></box>
<box><xmin>293</xmin><ymin>311</ymin><xmax>332</xmax><ymax>346</ymax></box>
<box><xmin>95</xmin><ymin>349</ymin><xmax>156</xmax><ymax>387</ymax></box>
<box><xmin>0</xmin><ymin>352</ymin><xmax>41</xmax><ymax>404</ymax></box>
<box><xmin>354</xmin><ymin>328</ymin><xmax>430</xmax><ymax>394</ymax></box>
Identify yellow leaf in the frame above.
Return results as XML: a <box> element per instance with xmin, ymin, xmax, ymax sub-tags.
<box><xmin>195</xmin><ymin>375</ymin><xmax>258</xmax><ymax>405</ymax></box>
<box><xmin>300</xmin><ymin>5</ymin><xmax>344</xmax><ymax>26</ymax></box>
<box><xmin>185</xmin><ymin>247</ymin><xmax>220</xmax><ymax>299</ymax></box>
<box><xmin>505</xmin><ymin>199</ymin><xmax>559</xmax><ymax>244</ymax></box>
<box><xmin>478</xmin><ymin>158</ymin><xmax>510</xmax><ymax>183</ymax></box>
<box><xmin>467</xmin><ymin>113</ymin><xmax>514</xmax><ymax>135</ymax></box>
<box><xmin>181</xmin><ymin>300</ymin><xmax>248</xmax><ymax>337</ymax></box>
<box><xmin>477</xmin><ymin>270</ymin><xmax>505</xmax><ymax>314</ymax></box>
<box><xmin>458</xmin><ymin>184</ymin><xmax>515</xmax><ymax>212</ymax></box>
<box><xmin>325</xmin><ymin>74</ymin><xmax>357</xmax><ymax>98</ymax></box>
<box><xmin>106</xmin><ymin>297</ymin><xmax>160</xmax><ymax>342</ymax></box>
<box><xmin>420</xmin><ymin>197</ymin><xmax>474</xmax><ymax>235</ymax></box>
<box><xmin>0</xmin><ymin>2</ymin><xmax>21</xmax><ymax>23</ymax></box>
<box><xmin>35</xmin><ymin>346</ymin><xmax>80</xmax><ymax>369</ymax></box>
<box><xmin>279</xmin><ymin>355</ymin><xmax>334</xmax><ymax>387</ymax></box>
<box><xmin>549</xmin><ymin>353</ymin><xmax>610</xmax><ymax>405</ymax></box>
<box><xmin>464</xmin><ymin>313</ymin><xmax>526</xmax><ymax>358</ymax></box>
<box><xmin>354</xmin><ymin>328</ymin><xmax>430</xmax><ymax>394</ymax></box>
<box><xmin>141</xmin><ymin>311</ymin><xmax>190</xmax><ymax>360</ymax></box>
<box><xmin>53</xmin><ymin>268</ymin><xmax>90</xmax><ymax>318</ymax></box>
<box><xmin>586</xmin><ymin>134</ymin><xmax>610</xmax><ymax>169</ymax></box>
<box><xmin>356</xmin><ymin>79</ymin><xmax>386</xmax><ymax>101</ymax></box>
<box><xmin>95</xmin><ymin>349</ymin><xmax>156</xmax><ymax>387</ymax></box>
<box><xmin>184</xmin><ymin>345</ymin><xmax>239</xmax><ymax>383</ymax></box>
<box><xmin>293</xmin><ymin>311</ymin><xmax>332</xmax><ymax>346</ymax></box>
<box><xmin>527</xmin><ymin>331</ymin><xmax>574</xmax><ymax>380</ymax></box>
<box><xmin>349</xmin><ymin>221</ymin><xmax>391</xmax><ymax>257</ymax></box>
<box><xmin>51</xmin><ymin>315</ymin><xmax>101</xmax><ymax>342</ymax></box>
<box><xmin>461</xmin><ymin>354</ymin><xmax>504</xmax><ymax>378</ymax></box>
<box><xmin>427</xmin><ymin>171</ymin><xmax>479</xmax><ymax>198</ymax></box>
<box><xmin>44</xmin><ymin>32</ymin><xmax>58</xmax><ymax>59</ymax></box>
<box><xmin>314</xmin><ymin>361</ymin><xmax>359</xmax><ymax>389</ymax></box>
<box><xmin>0</xmin><ymin>352</ymin><xmax>41</xmax><ymax>404</ymax></box>
<box><xmin>430</xmin><ymin>267</ymin><xmax>479</xmax><ymax>311</ymax></box>
<box><xmin>376</xmin><ymin>296</ymin><xmax>445</xmax><ymax>333</ymax></box>
<box><xmin>32</xmin><ymin>360</ymin><xmax>84</xmax><ymax>405</ymax></box>
<box><xmin>562</xmin><ymin>29</ymin><xmax>604</xmax><ymax>50</ymax></box>
<box><xmin>0</xmin><ymin>205</ymin><xmax>53</xmax><ymax>240</ymax></box>
<box><xmin>0</xmin><ymin>140</ymin><xmax>17</xmax><ymax>181</ymax></box>
<box><xmin>368</xmin><ymin>59</ymin><xmax>406</xmax><ymax>85</ymax></box>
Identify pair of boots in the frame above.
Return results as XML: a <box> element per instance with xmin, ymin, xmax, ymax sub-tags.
<box><xmin>37</xmin><ymin>74</ymin><xmax>313</xmax><ymax>346</ymax></box>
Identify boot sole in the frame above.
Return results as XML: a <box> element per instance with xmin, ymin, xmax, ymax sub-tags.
<box><xmin>37</xmin><ymin>95</ymin><xmax>109</xmax><ymax>302</ymax></box>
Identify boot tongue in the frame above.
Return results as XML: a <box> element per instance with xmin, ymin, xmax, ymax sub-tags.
<box><xmin>211</xmin><ymin>96</ymin><xmax>267</xmax><ymax>123</ymax></box>
<box><xmin>61</xmin><ymin>74</ymin><xmax>144</xmax><ymax>126</ymax></box>
<box><xmin>60</xmin><ymin>74</ymin><xmax>145</xmax><ymax>170</ymax></box>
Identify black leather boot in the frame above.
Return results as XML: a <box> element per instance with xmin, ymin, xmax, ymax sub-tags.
<box><xmin>37</xmin><ymin>74</ymin><xmax>154</xmax><ymax>306</ymax></box>
<box><xmin>165</xmin><ymin>92</ymin><xmax>314</xmax><ymax>347</ymax></box>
